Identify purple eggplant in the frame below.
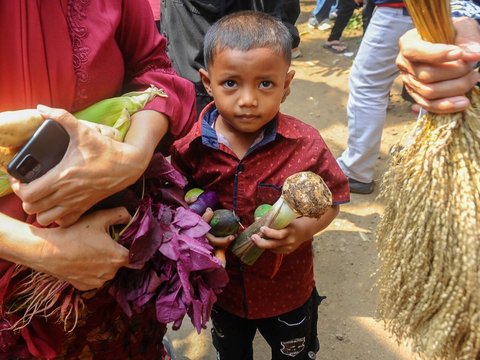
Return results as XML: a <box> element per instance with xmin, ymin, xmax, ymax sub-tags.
<box><xmin>189</xmin><ymin>190</ymin><xmax>219</xmax><ymax>215</ymax></box>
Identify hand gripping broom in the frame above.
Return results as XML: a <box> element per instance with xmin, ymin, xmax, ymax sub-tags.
<box><xmin>375</xmin><ymin>1</ymin><xmax>480</xmax><ymax>359</ymax></box>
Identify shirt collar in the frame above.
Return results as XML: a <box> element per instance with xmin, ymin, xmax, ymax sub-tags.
<box><xmin>196</xmin><ymin>102</ymin><xmax>303</xmax><ymax>150</ymax></box>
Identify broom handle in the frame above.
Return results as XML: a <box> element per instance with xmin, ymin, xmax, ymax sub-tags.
<box><xmin>403</xmin><ymin>0</ymin><xmax>477</xmax><ymax>100</ymax></box>
<box><xmin>403</xmin><ymin>0</ymin><xmax>455</xmax><ymax>44</ymax></box>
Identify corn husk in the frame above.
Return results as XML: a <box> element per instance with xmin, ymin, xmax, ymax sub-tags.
<box><xmin>375</xmin><ymin>1</ymin><xmax>480</xmax><ymax>359</ymax></box>
<box><xmin>74</xmin><ymin>85</ymin><xmax>167</xmax><ymax>139</ymax></box>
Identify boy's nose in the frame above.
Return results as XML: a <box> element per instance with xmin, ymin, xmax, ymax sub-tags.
<box><xmin>238</xmin><ymin>89</ymin><xmax>258</xmax><ymax>107</ymax></box>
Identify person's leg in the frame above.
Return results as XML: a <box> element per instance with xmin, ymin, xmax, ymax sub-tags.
<box><xmin>280</xmin><ymin>0</ymin><xmax>301</xmax><ymax>49</ymax></box>
<box><xmin>326</xmin><ymin>0</ymin><xmax>357</xmax><ymax>42</ymax></box>
<box><xmin>258</xmin><ymin>289</ymin><xmax>325</xmax><ymax>359</ymax></box>
<box><xmin>337</xmin><ymin>7</ymin><xmax>414</xmax><ymax>190</ymax></box>
<box><xmin>312</xmin><ymin>0</ymin><xmax>326</xmax><ymax>17</ymax></box>
<box><xmin>211</xmin><ymin>306</ymin><xmax>257</xmax><ymax>360</ymax></box>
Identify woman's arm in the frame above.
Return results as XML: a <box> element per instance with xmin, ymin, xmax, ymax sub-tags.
<box><xmin>0</xmin><ymin>208</ymin><xmax>131</xmax><ymax>290</ymax></box>
<box><xmin>117</xmin><ymin>0</ymin><xmax>196</xmax><ymax>145</ymax></box>
<box><xmin>12</xmin><ymin>0</ymin><xmax>196</xmax><ymax>227</ymax></box>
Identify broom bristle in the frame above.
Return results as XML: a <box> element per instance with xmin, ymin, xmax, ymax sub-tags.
<box><xmin>375</xmin><ymin>1</ymin><xmax>480</xmax><ymax>359</ymax></box>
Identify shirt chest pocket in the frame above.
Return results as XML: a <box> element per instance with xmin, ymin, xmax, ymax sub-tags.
<box><xmin>255</xmin><ymin>183</ymin><xmax>282</xmax><ymax>208</ymax></box>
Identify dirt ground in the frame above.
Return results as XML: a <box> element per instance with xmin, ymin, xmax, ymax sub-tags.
<box><xmin>168</xmin><ymin>1</ymin><xmax>420</xmax><ymax>359</ymax></box>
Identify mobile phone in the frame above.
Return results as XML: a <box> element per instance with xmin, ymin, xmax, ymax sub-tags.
<box><xmin>7</xmin><ymin>119</ymin><xmax>70</xmax><ymax>183</ymax></box>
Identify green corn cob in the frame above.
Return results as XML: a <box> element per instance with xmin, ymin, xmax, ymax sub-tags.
<box><xmin>74</xmin><ymin>85</ymin><xmax>167</xmax><ymax>140</ymax></box>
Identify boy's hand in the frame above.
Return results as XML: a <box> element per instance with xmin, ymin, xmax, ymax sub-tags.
<box><xmin>202</xmin><ymin>208</ymin><xmax>235</xmax><ymax>266</ymax></box>
<box><xmin>250</xmin><ymin>220</ymin><xmax>312</xmax><ymax>255</ymax></box>
<box><xmin>250</xmin><ymin>206</ymin><xmax>340</xmax><ymax>255</ymax></box>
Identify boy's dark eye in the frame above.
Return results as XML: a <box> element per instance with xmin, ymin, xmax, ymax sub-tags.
<box><xmin>224</xmin><ymin>80</ymin><xmax>237</xmax><ymax>88</ymax></box>
<box><xmin>259</xmin><ymin>81</ymin><xmax>273</xmax><ymax>89</ymax></box>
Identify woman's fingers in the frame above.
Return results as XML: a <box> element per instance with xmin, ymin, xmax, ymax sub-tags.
<box><xmin>397</xmin><ymin>21</ymin><xmax>480</xmax><ymax>114</ymax></box>
<box><xmin>397</xmin><ymin>54</ymin><xmax>475</xmax><ymax>83</ymax></box>
<box><xmin>398</xmin><ymin>29</ymin><xmax>463</xmax><ymax>64</ymax></box>
<box><xmin>402</xmin><ymin>70</ymin><xmax>479</xmax><ymax>106</ymax></box>
<box><xmin>30</xmin><ymin>207</ymin><xmax>132</xmax><ymax>290</ymax></box>
<box><xmin>54</xmin><ymin>211</ymin><xmax>83</xmax><ymax>228</ymax></box>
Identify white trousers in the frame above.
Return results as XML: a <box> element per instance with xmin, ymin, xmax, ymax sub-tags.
<box><xmin>337</xmin><ymin>7</ymin><xmax>413</xmax><ymax>183</ymax></box>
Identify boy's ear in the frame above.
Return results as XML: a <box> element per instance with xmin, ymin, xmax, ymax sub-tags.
<box><xmin>284</xmin><ymin>69</ymin><xmax>295</xmax><ymax>89</ymax></box>
<box><xmin>199</xmin><ymin>69</ymin><xmax>213</xmax><ymax>97</ymax></box>
<box><xmin>281</xmin><ymin>70</ymin><xmax>295</xmax><ymax>103</ymax></box>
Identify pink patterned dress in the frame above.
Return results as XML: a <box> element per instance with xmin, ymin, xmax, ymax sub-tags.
<box><xmin>0</xmin><ymin>1</ymin><xmax>196</xmax><ymax>358</ymax></box>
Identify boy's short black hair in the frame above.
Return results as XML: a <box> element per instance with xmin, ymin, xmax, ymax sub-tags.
<box><xmin>203</xmin><ymin>10</ymin><xmax>292</xmax><ymax>69</ymax></box>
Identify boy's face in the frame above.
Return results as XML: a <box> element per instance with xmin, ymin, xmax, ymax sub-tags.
<box><xmin>200</xmin><ymin>47</ymin><xmax>294</xmax><ymax>136</ymax></box>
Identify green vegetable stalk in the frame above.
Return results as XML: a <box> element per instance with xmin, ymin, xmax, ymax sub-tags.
<box><xmin>230</xmin><ymin>172</ymin><xmax>333</xmax><ymax>265</ymax></box>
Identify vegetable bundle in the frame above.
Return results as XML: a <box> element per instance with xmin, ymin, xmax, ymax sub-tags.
<box><xmin>231</xmin><ymin>172</ymin><xmax>332</xmax><ymax>265</ymax></box>
<box><xmin>108</xmin><ymin>154</ymin><xmax>229</xmax><ymax>332</ymax></box>
<box><xmin>375</xmin><ymin>2</ymin><xmax>480</xmax><ymax>359</ymax></box>
<box><xmin>0</xmin><ymin>154</ymin><xmax>228</xmax><ymax>358</ymax></box>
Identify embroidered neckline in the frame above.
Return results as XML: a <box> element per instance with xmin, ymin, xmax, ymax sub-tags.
<box><xmin>66</xmin><ymin>0</ymin><xmax>90</xmax><ymax>110</ymax></box>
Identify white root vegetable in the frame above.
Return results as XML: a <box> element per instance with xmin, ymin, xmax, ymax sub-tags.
<box><xmin>0</xmin><ymin>146</ymin><xmax>18</xmax><ymax>173</ymax></box>
<box><xmin>0</xmin><ymin>109</ymin><xmax>44</xmax><ymax>148</ymax></box>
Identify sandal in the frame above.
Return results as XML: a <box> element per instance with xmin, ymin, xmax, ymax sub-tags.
<box><xmin>323</xmin><ymin>41</ymin><xmax>347</xmax><ymax>54</ymax></box>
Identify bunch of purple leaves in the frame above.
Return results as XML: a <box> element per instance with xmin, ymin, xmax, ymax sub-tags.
<box><xmin>109</xmin><ymin>154</ymin><xmax>228</xmax><ymax>331</ymax></box>
<box><xmin>0</xmin><ymin>154</ymin><xmax>228</xmax><ymax>358</ymax></box>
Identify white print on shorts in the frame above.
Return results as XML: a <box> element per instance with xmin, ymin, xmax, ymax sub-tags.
<box><xmin>280</xmin><ymin>337</ymin><xmax>306</xmax><ymax>357</ymax></box>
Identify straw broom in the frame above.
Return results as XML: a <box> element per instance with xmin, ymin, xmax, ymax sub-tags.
<box><xmin>375</xmin><ymin>1</ymin><xmax>480</xmax><ymax>359</ymax></box>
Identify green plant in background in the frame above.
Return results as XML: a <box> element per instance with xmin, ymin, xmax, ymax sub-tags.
<box><xmin>346</xmin><ymin>10</ymin><xmax>363</xmax><ymax>31</ymax></box>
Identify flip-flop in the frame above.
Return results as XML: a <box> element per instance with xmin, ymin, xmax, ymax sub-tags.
<box><xmin>323</xmin><ymin>42</ymin><xmax>347</xmax><ymax>54</ymax></box>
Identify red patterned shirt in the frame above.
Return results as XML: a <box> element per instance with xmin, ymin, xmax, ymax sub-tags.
<box><xmin>171</xmin><ymin>103</ymin><xmax>350</xmax><ymax>319</ymax></box>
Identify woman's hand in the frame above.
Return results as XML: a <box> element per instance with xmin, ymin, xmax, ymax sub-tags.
<box><xmin>251</xmin><ymin>206</ymin><xmax>340</xmax><ymax>255</ymax></box>
<box><xmin>1</xmin><ymin>208</ymin><xmax>132</xmax><ymax>291</ymax></box>
<box><xmin>397</xmin><ymin>17</ymin><xmax>480</xmax><ymax>114</ymax></box>
<box><xmin>11</xmin><ymin>106</ymin><xmax>168</xmax><ymax>227</ymax></box>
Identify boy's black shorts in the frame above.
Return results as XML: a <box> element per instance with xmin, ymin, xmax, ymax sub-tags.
<box><xmin>211</xmin><ymin>288</ymin><xmax>325</xmax><ymax>360</ymax></box>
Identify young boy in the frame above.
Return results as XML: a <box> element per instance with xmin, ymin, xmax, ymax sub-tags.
<box><xmin>170</xmin><ymin>11</ymin><xmax>350</xmax><ymax>359</ymax></box>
